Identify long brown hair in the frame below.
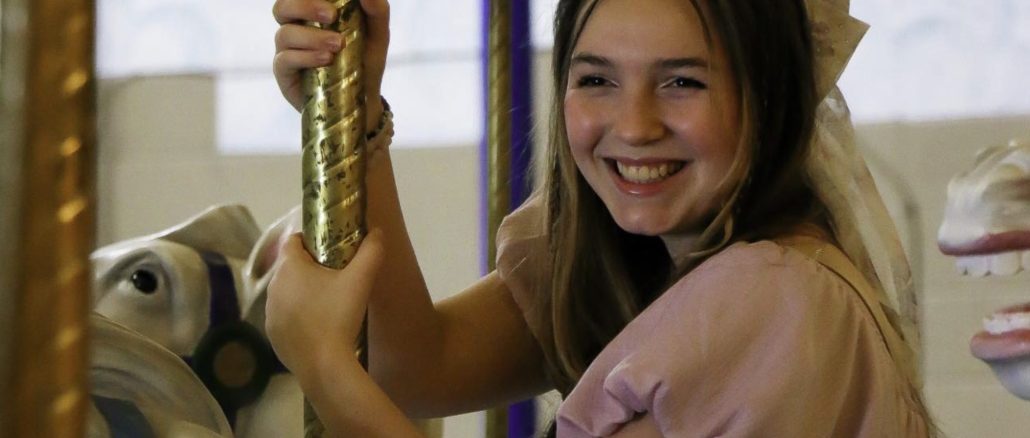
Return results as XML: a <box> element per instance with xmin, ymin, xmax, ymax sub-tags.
<box><xmin>537</xmin><ymin>0</ymin><xmax>820</xmax><ymax>395</ymax></box>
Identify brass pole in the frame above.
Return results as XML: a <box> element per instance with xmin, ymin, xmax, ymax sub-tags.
<box><xmin>5</xmin><ymin>0</ymin><xmax>96</xmax><ymax>435</ymax></box>
<box><xmin>301</xmin><ymin>0</ymin><xmax>366</xmax><ymax>436</ymax></box>
<box><xmin>302</xmin><ymin>0</ymin><xmax>368</xmax><ymax>271</ymax></box>
<box><xmin>486</xmin><ymin>0</ymin><xmax>512</xmax><ymax>436</ymax></box>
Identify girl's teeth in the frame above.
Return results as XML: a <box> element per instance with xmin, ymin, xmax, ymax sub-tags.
<box><xmin>616</xmin><ymin>161</ymin><xmax>682</xmax><ymax>183</ymax></box>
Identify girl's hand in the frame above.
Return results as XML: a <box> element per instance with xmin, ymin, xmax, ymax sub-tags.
<box><xmin>272</xmin><ymin>0</ymin><xmax>390</xmax><ymax>128</ymax></box>
<box><xmin>265</xmin><ymin>230</ymin><xmax>385</xmax><ymax>378</ymax></box>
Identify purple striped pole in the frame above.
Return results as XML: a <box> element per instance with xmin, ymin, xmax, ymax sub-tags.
<box><xmin>508</xmin><ymin>0</ymin><xmax>533</xmax><ymax>209</ymax></box>
<box><xmin>481</xmin><ymin>0</ymin><xmax>536</xmax><ymax>437</ymax></box>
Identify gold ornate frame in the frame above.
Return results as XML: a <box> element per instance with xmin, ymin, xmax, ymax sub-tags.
<box><xmin>1</xmin><ymin>0</ymin><xmax>96</xmax><ymax>435</ymax></box>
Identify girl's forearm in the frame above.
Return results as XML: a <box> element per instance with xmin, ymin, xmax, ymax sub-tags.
<box><xmin>301</xmin><ymin>349</ymin><xmax>425</xmax><ymax>438</ymax></box>
<box><xmin>363</xmin><ymin>151</ymin><xmax>448</xmax><ymax>405</ymax></box>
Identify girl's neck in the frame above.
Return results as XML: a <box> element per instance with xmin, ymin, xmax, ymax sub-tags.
<box><xmin>659</xmin><ymin>221</ymin><xmax>836</xmax><ymax>270</ymax></box>
<box><xmin>659</xmin><ymin>233</ymin><xmax>701</xmax><ymax>271</ymax></box>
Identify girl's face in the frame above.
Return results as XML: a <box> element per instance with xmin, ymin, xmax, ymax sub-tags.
<box><xmin>564</xmin><ymin>0</ymin><xmax>741</xmax><ymax>240</ymax></box>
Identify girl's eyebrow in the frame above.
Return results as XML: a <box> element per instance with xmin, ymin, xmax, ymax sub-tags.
<box><xmin>570</xmin><ymin>52</ymin><xmax>709</xmax><ymax>70</ymax></box>
<box><xmin>570</xmin><ymin>52</ymin><xmax>611</xmax><ymax>68</ymax></box>
<box><xmin>657</xmin><ymin>57</ymin><xmax>709</xmax><ymax>69</ymax></box>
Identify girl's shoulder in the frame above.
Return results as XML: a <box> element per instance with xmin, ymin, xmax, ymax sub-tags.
<box><xmin>696</xmin><ymin>235</ymin><xmax>834</xmax><ymax>272</ymax></box>
<box><xmin>675</xmin><ymin>237</ymin><xmax>843</xmax><ymax>296</ymax></box>
<box><xmin>649</xmin><ymin>236</ymin><xmax>864</xmax><ymax>333</ymax></box>
<box><xmin>559</xmin><ymin>236</ymin><xmax>925</xmax><ymax>437</ymax></box>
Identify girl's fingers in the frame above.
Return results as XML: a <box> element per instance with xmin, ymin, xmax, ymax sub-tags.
<box><xmin>275</xmin><ymin>23</ymin><xmax>344</xmax><ymax>52</ymax></box>
<box><xmin>274</xmin><ymin>49</ymin><xmax>333</xmax><ymax>77</ymax></box>
<box><xmin>273</xmin><ymin>0</ymin><xmax>390</xmax><ymax>112</ymax></box>
<box><xmin>273</xmin><ymin>0</ymin><xmax>337</xmax><ymax>25</ymax></box>
<box><xmin>344</xmin><ymin>230</ymin><xmax>385</xmax><ymax>295</ymax></box>
<box><xmin>274</xmin><ymin>49</ymin><xmax>333</xmax><ymax>110</ymax></box>
<box><xmin>278</xmin><ymin>230</ymin><xmax>384</xmax><ymax>278</ymax></box>
<box><xmin>283</xmin><ymin>232</ymin><xmax>304</xmax><ymax>253</ymax></box>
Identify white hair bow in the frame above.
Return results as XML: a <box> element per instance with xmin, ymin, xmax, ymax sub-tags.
<box><xmin>805</xmin><ymin>0</ymin><xmax>923</xmax><ymax>384</ymax></box>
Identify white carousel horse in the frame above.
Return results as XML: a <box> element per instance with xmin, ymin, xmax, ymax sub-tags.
<box><xmin>92</xmin><ymin>204</ymin><xmax>444</xmax><ymax>436</ymax></box>
<box><xmin>938</xmin><ymin>138</ymin><xmax>1030</xmax><ymax>400</ymax></box>
<box><xmin>91</xmin><ymin>205</ymin><xmax>303</xmax><ymax>437</ymax></box>
<box><xmin>89</xmin><ymin>313</ymin><xmax>231</xmax><ymax>437</ymax></box>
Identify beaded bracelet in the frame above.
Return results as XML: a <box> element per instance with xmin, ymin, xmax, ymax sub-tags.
<box><xmin>365</xmin><ymin>96</ymin><xmax>392</xmax><ymax>141</ymax></box>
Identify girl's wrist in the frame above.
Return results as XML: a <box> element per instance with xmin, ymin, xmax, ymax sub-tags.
<box><xmin>365</xmin><ymin>95</ymin><xmax>389</xmax><ymax>137</ymax></box>
<box><xmin>297</xmin><ymin>345</ymin><xmax>425</xmax><ymax>438</ymax></box>
<box><xmin>297</xmin><ymin>342</ymin><xmax>362</xmax><ymax>397</ymax></box>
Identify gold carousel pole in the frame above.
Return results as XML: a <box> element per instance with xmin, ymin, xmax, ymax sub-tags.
<box><xmin>4</xmin><ymin>0</ymin><xmax>96</xmax><ymax>435</ymax></box>
<box><xmin>485</xmin><ymin>0</ymin><xmax>512</xmax><ymax>437</ymax></box>
<box><xmin>300</xmin><ymin>0</ymin><xmax>366</xmax><ymax>436</ymax></box>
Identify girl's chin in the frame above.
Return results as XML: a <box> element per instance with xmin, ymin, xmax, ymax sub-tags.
<box><xmin>618</xmin><ymin>217</ymin><xmax>704</xmax><ymax>238</ymax></box>
<box><xmin>610</xmin><ymin>216</ymin><xmax>673</xmax><ymax>237</ymax></box>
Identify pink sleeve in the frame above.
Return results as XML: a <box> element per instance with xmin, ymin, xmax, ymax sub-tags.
<box><xmin>494</xmin><ymin>195</ymin><xmax>551</xmax><ymax>345</ymax></box>
<box><xmin>558</xmin><ymin>242</ymin><xmax>920</xmax><ymax>437</ymax></box>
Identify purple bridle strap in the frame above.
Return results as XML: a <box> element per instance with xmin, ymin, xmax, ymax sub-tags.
<box><xmin>199</xmin><ymin>251</ymin><xmax>240</xmax><ymax>329</ymax></box>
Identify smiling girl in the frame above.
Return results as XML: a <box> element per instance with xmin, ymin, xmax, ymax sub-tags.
<box><xmin>265</xmin><ymin>0</ymin><xmax>936</xmax><ymax>436</ymax></box>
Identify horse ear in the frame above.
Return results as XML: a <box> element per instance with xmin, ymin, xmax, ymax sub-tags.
<box><xmin>244</xmin><ymin>205</ymin><xmax>301</xmax><ymax>282</ymax></box>
<box><xmin>240</xmin><ymin>205</ymin><xmax>302</xmax><ymax>323</ymax></box>
<box><xmin>156</xmin><ymin>205</ymin><xmax>261</xmax><ymax>261</ymax></box>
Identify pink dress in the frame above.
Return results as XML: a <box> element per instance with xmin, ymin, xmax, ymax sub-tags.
<box><xmin>496</xmin><ymin>198</ymin><xmax>929</xmax><ymax>437</ymax></box>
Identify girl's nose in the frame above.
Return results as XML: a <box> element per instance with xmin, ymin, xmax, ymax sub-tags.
<box><xmin>612</xmin><ymin>90</ymin><xmax>665</xmax><ymax>146</ymax></box>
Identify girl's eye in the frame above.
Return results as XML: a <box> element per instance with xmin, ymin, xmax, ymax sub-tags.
<box><xmin>576</xmin><ymin>75</ymin><xmax>610</xmax><ymax>87</ymax></box>
<box><xmin>667</xmin><ymin>77</ymin><xmax>707</xmax><ymax>89</ymax></box>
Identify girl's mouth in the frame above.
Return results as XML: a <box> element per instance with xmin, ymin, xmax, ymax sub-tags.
<box><xmin>609</xmin><ymin>159</ymin><xmax>686</xmax><ymax>185</ymax></box>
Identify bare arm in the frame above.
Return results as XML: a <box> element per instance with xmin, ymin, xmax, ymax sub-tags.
<box><xmin>365</xmin><ymin>150</ymin><xmax>551</xmax><ymax>417</ymax></box>
<box><xmin>268</xmin><ymin>233</ymin><xmax>424</xmax><ymax>437</ymax></box>
<box><xmin>271</xmin><ymin>0</ymin><xmax>552</xmax><ymax>417</ymax></box>
<box><xmin>302</xmin><ymin>355</ymin><xmax>425</xmax><ymax>438</ymax></box>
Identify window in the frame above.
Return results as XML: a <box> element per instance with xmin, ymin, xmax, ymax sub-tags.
<box><xmin>97</xmin><ymin>0</ymin><xmax>1030</xmax><ymax>153</ymax></box>
<box><xmin>841</xmin><ymin>0</ymin><xmax>1030</xmax><ymax>123</ymax></box>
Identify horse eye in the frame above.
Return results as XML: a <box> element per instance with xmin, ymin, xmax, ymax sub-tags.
<box><xmin>130</xmin><ymin>269</ymin><xmax>159</xmax><ymax>294</ymax></box>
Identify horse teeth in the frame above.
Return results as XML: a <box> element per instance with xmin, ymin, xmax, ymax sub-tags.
<box><xmin>985</xmin><ymin>311</ymin><xmax>1030</xmax><ymax>335</ymax></box>
<box><xmin>989</xmin><ymin>252</ymin><xmax>1022</xmax><ymax>276</ymax></box>
<box><xmin>957</xmin><ymin>256</ymin><xmax>989</xmax><ymax>277</ymax></box>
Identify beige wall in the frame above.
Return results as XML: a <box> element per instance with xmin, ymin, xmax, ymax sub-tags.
<box><xmin>96</xmin><ymin>71</ymin><xmax>1030</xmax><ymax>436</ymax></box>
<box><xmin>96</xmin><ymin>76</ymin><xmax>483</xmax><ymax>300</ymax></box>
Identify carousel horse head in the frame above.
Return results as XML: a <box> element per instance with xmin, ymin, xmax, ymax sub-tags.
<box><xmin>91</xmin><ymin>204</ymin><xmax>297</xmax><ymax>431</ymax></box>
<box><xmin>89</xmin><ymin>313</ymin><xmax>231</xmax><ymax>437</ymax></box>
<box><xmin>938</xmin><ymin>138</ymin><xmax>1030</xmax><ymax>400</ymax></box>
